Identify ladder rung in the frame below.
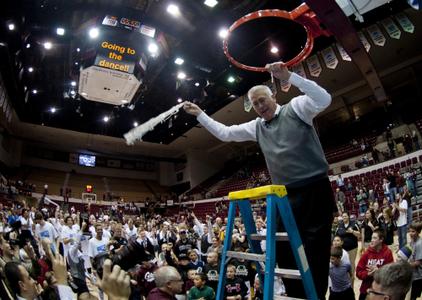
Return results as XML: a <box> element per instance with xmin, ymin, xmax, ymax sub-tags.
<box><xmin>226</xmin><ymin>251</ymin><xmax>265</xmax><ymax>262</ymax></box>
<box><xmin>274</xmin><ymin>268</ymin><xmax>301</xmax><ymax>279</ymax></box>
<box><xmin>274</xmin><ymin>295</ymin><xmax>305</xmax><ymax>300</ymax></box>
<box><xmin>250</xmin><ymin>232</ymin><xmax>288</xmax><ymax>241</ymax></box>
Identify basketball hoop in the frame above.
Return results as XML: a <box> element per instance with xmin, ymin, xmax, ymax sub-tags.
<box><xmin>223</xmin><ymin>3</ymin><xmax>330</xmax><ymax>72</ymax></box>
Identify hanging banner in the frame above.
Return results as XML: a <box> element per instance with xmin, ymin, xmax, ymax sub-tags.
<box><xmin>243</xmin><ymin>96</ymin><xmax>252</xmax><ymax>112</ymax></box>
<box><xmin>0</xmin><ymin>87</ymin><xmax>5</xmax><ymax>108</ymax></box>
<box><xmin>381</xmin><ymin>18</ymin><xmax>401</xmax><ymax>39</ymax></box>
<box><xmin>321</xmin><ymin>46</ymin><xmax>338</xmax><ymax>69</ymax></box>
<box><xmin>395</xmin><ymin>13</ymin><xmax>414</xmax><ymax>33</ymax></box>
<box><xmin>5</xmin><ymin>105</ymin><xmax>11</xmax><ymax>122</ymax></box>
<box><xmin>367</xmin><ymin>24</ymin><xmax>386</xmax><ymax>46</ymax></box>
<box><xmin>7</xmin><ymin>109</ymin><xmax>12</xmax><ymax>122</ymax></box>
<box><xmin>358</xmin><ymin>32</ymin><xmax>371</xmax><ymax>52</ymax></box>
<box><xmin>306</xmin><ymin>55</ymin><xmax>322</xmax><ymax>77</ymax></box>
<box><xmin>292</xmin><ymin>62</ymin><xmax>306</xmax><ymax>78</ymax></box>
<box><xmin>336</xmin><ymin>43</ymin><xmax>351</xmax><ymax>61</ymax></box>
<box><xmin>280</xmin><ymin>79</ymin><xmax>291</xmax><ymax>92</ymax></box>
<box><xmin>3</xmin><ymin>99</ymin><xmax>8</xmax><ymax>113</ymax></box>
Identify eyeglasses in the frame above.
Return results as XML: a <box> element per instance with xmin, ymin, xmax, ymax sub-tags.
<box><xmin>367</xmin><ymin>288</ymin><xmax>391</xmax><ymax>299</ymax></box>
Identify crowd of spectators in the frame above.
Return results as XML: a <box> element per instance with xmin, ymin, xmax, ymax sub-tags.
<box><xmin>0</xmin><ymin>194</ymin><xmax>286</xmax><ymax>300</ymax></box>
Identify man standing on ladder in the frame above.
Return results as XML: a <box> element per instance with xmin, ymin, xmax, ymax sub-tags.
<box><xmin>184</xmin><ymin>62</ymin><xmax>335</xmax><ymax>299</ymax></box>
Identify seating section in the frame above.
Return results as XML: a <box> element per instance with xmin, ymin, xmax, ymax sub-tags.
<box><xmin>330</xmin><ymin>159</ymin><xmax>419</xmax><ymax>216</ymax></box>
<box><xmin>16</xmin><ymin>167</ymin><xmax>170</xmax><ymax>203</ymax></box>
<box><xmin>25</xmin><ymin>168</ymin><xmax>67</xmax><ymax>195</ymax></box>
<box><xmin>324</xmin><ymin>135</ymin><xmax>377</xmax><ymax>164</ymax></box>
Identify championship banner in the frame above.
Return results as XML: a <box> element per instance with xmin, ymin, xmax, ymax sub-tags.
<box><xmin>367</xmin><ymin>24</ymin><xmax>386</xmax><ymax>46</ymax></box>
<box><xmin>0</xmin><ymin>86</ymin><xmax>5</xmax><ymax>108</ymax></box>
<box><xmin>358</xmin><ymin>32</ymin><xmax>371</xmax><ymax>52</ymax></box>
<box><xmin>292</xmin><ymin>62</ymin><xmax>307</xmax><ymax>78</ymax></box>
<box><xmin>3</xmin><ymin>99</ymin><xmax>8</xmax><ymax>113</ymax></box>
<box><xmin>280</xmin><ymin>79</ymin><xmax>291</xmax><ymax>93</ymax></box>
<box><xmin>321</xmin><ymin>46</ymin><xmax>338</xmax><ymax>69</ymax></box>
<box><xmin>336</xmin><ymin>43</ymin><xmax>351</xmax><ymax>61</ymax></box>
<box><xmin>381</xmin><ymin>18</ymin><xmax>402</xmax><ymax>39</ymax></box>
<box><xmin>306</xmin><ymin>55</ymin><xmax>322</xmax><ymax>77</ymax></box>
<box><xmin>8</xmin><ymin>110</ymin><xmax>12</xmax><ymax>122</ymax></box>
<box><xmin>395</xmin><ymin>13</ymin><xmax>415</xmax><ymax>33</ymax></box>
<box><xmin>243</xmin><ymin>95</ymin><xmax>253</xmax><ymax>112</ymax></box>
<box><xmin>6</xmin><ymin>105</ymin><xmax>11</xmax><ymax>122</ymax></box>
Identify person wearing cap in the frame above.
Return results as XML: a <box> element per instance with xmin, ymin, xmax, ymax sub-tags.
<box><xmin>397</xmin><ymin>245</ymin><xmax>413</xmax><ymax>262</ymax></box>
<box><xmin>184</xmin><ymin>62</ymin><xmax>334</xmax><ymax>298</ymax></box>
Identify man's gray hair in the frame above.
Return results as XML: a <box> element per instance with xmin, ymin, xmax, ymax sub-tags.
<box><xmin>373</xmin><ymin>262</ymin><xmax>412</xmax><ymax>300</ymax></box>
<box><xmin>154</xmin><ymin>266</ymin><xmax>181</xmax><ymax>287</ymax></box>
<box><xmin>247</xmin><ymin>85</ymin><xmax>273</xmax><ymax>101</ymax></box>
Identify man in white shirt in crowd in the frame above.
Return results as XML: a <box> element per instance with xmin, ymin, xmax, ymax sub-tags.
<box><xmin>184</xmin><ymin>62</ymin><xmax>334</xmax><ymax>299</ymax></box>
<box><xmin>393</xmin><ymin>193</ymin><xmax>408</xmax><ymax>249</ymax></box>
<box><xmin>125</xmin><ymin>218</ymin><xmax>137</xmax><ymax>239</ymax></box>
<box><xmin>34</xmin><ymin>212</ymin><xmax>58</xmax><ymax>254</ymax></box>
<box><xmin>61</xmin><ymin>216</ymin><xmax>78</xmax><ymax>258</ymax></box>
<box><xmin>88</xmin><ymin>223</ymin><xmax>109</xmax><ymax>266</ymax></box>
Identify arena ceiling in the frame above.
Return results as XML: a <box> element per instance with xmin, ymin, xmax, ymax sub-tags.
<box><xmin>1</xmin><ymin>0</ymin><xmax>422</xmax><ymax>158</ymax></box>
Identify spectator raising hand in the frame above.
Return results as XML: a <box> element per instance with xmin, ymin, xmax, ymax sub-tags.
<box><xmin>96</xmin><ymin>259</ymin><xmax>131</xmax><ymax>300</ymax></box>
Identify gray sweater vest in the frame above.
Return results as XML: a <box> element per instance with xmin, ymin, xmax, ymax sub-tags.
<box><xmin>256</xmin><ymin>103</ymin><xmax>328</xmax><ymax>187</ymax></box>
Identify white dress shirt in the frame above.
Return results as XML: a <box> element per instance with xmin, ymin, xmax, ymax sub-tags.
<box><xmin>197</xmin><ymin>72</ymin><xmax>331</xmax><ymax>142</ymax></box>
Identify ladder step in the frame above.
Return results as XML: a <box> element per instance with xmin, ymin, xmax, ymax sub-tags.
<box><xmin>250</xmin><ymin>232</ymin><xmax>288</xmax><ymax>241</ymax></box>
<box><xmin>274</xmin><ymin>268</ymin><xmax>301</xmax><ymax>280</ymax></box>
<box><xmin>226</xmin><ymin>251</ymin><xmax>265</xmax><ymax>262</ymax></box>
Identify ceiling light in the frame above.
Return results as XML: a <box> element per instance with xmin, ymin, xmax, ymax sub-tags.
<box><xmin>32</xmin><ymin>89</ymin><xmax>38</xmax><ymax>94</ymax></box>
<box><xmin>167</xmin><ymin>4</ymin><xmax>180</xmax><ymax>16</ymax></box>
<box><xmin>71</xmin><ymin>81</ymin><xmax>77</xmax><ymax>87</ymax></box>
<box><xmin>227</xmin><ymin>76</ymin><xmax>235</xmax><ymax>83</ymax></box>
<box><xmin>43</xmin><ymin>42</ymin><xmax>52</xmax><ymax>50</ymax></box>
<box><xmin>74</xmin><ymin>62</ymin><xmax>79</xmax><ymax>65</ymax></box>
<box><xmin>218</xmin><ymin>28</ymin><xmax>229</xmax><ymax>39</ymax></box>
<box><xmin>28</xmin><ymin>67</ymin><xmax>34</xmax><ymax>73</ymax></box>
<box><xmin>133</xmin><ymin>122</ymin><xmax>138</xmax><ymax>127</ymax></box>
<box><xmin>121</xmin><ymin>100</ymin><xmax>128</xmax><ymax>104</ymax></box>
<box><xmin>270</xmin><ymin>46</ymin><xmax>279</xmax><ymax>54</ymax></box>
<box><xmin>76</xmin><ymin>48</ymin><xmax>80</xmax><ymax>52</ymax></box>
<box><xmin>195</xmin><ymin>82</ymin><xmax>200</xmax><ymax>87</ymax></box>
<box><xmin>103</xmin><ymin>116</ymin><xmax>109</xmax><ymax>122</ymax></box>
<box><xmin>50</xmin><ymin>107</ymin><xmax>56</xmax><ymax>113</ymax></box>
<box><xmin>89</xmin><ymin>27</ymin><xmax>99</xmax><ymax>39</ymax></box>
<box><xmin>177</xmin><ymin>98</ymin><xmax>183</xmax><ymax>103</ymax></box>
<box><xmin>204</xmin><ymin>0</ymin><xmax>218</xmax><ymax>7</ymax></box>
<box><xmin>81</xmin><ymin>92</ymin><xmax>87</xmax><ymax>96</ymax></box>
<box><xmin>174</xmin><ymin>57</ymin><xmax>184</xmax><ymax>65</ymax></box>
<box><xmin>8</xmin><ymin>23</ymin><xmax>15</xmax><ymax>31</ymax></box>
<box><xmin>56</xmin><ymin>27</ymin><xmax>65</xmax><ymax>36</ymax></box>
<box><xmin>177</xmin><ymin>72</ymin><xmax>186</xmax><ymax>80</ymax></box>
<box><xmin>148</xmin><ymin>43</ymin><xmax>158</xmax><ymax>54</ymax></box>
<box><xmin>70</xmin><ymin>90</ymin><xmax>76</xmax><ymax>95</ymax></box>
<box><xmin>26</xmin><ymin>43</ymin><xmax>31</xmax><ymax>49</ymax></box>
